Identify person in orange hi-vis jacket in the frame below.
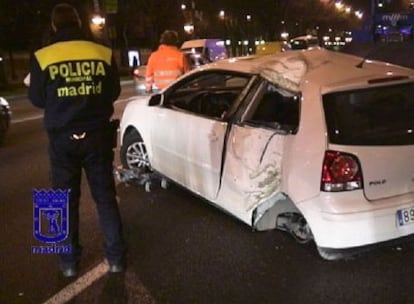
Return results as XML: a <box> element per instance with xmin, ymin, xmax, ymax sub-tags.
<box><xmin>145</xmin><ymin>30</ymin><xmax>190</xmax><ymax>93</ymax></box>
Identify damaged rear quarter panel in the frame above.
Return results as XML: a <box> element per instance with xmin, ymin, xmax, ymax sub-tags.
<box><xmin>216</xmin><ymin>124</ymin><xmax>285</xmax><ymax>225</ymax></box>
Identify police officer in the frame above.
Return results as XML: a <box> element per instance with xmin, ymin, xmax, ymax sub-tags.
<box><xmin>28</xmin><ymin>3</ymin><xmax>127</xmax><ymax>277</ymax></box>
<box><xmin>145</xmin><ymin>30</ymin><xmax>190</xmax><ymax>93</ymax></box>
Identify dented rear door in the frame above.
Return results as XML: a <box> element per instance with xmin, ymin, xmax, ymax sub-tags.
<box><xmin>216</xmin><ymin>124</ymin><xmax>285</xmax><ymax>222</ymax></box>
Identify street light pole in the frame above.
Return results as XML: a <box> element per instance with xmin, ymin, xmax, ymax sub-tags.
<box><xmin>93</xmin><ymin>0</ymin><xmax>100</xmax><ymax>13</ymax></box>
<box><xmin>246</xmin><ymin>15</ymin><xmax>251</xmax><ymax>55</ymax></box>
<box><xmin>371</xmin><ymin>0</ymin><xmax>376</xmax><ymax>41</ymax></box>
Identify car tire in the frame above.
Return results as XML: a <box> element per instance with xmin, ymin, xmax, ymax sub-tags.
<box><xmin>316</xmin><ymin>246</ymin><xmax>365</xmax><ymax>261</ymax></box>
<box><xmin>0</xmin><ymin>119</ymin><xmax>7</xmax><ymax>146</ymax></box>
<box><xmin>120</xmin><ymin>130</ymin><xmax>150</xmax><ymax>172</ymax></box>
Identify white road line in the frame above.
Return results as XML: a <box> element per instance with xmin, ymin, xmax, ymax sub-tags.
<box><xmin>11</xmin><ymin>98</ymin><xmax>131</xmax><ymax>125</ymax></box>
<box><xmin>42</xmin><ymin>262</ymin><xmax>109</xmax><ymax>304</ymax></box>
<box><xmin>11</xmin><ymin>114</ymin><xmax>43</xmax><ymax>124</ymax></box>
<box><xmin>42</xmin><ymin>260</ymin><xmax>156</xmax><ymax>304</ymax></box>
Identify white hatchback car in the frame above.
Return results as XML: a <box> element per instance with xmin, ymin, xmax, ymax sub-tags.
<box><xmin>119</xmin><ymin>48</ymin><xmax>414</xmax><ymax>259</ymax></box>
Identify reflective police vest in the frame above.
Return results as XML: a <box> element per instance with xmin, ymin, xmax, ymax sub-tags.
<box><xmin>29</xmin><ymin>38</ymin><xmax>120</xmax><ymax>132</ymax></box>
<box><xmin>145</xmin><ymin>45</ymin><xmax>190</xmax><ymax>91</ymax></box>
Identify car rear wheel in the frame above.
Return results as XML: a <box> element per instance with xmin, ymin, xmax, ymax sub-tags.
<box><xmin>120</xmin><ymin>130</ymin><xmax>150</xmax><ymax>171</ymax></box>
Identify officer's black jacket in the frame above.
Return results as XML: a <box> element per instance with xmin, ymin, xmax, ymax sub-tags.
<box><xmin>28</xmin><ymin>28</ymin><xmax>121</xmax><ymax>133</ymax></box>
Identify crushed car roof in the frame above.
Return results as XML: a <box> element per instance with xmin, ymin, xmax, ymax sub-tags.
<box><xmin>203</xmin><ymin>48</ymin><xmax>414</xmax><ymax>92</ymax></box>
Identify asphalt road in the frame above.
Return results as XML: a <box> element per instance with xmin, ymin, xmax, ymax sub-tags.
<box><xmin>1</xmin><ymin>82</ymin><xmax>414</xmax><ymax>304</ymax></box>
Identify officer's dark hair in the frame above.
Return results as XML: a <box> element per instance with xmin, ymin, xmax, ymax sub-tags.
<box><xmin>160</xmin><ymin>30</ymin><xmax>179</xmax><ymax>46</ymax></box>
<box><xmin>51</xmin><ymin>3</ymin><xmax>82</xmax><ymax>31</ymax></box>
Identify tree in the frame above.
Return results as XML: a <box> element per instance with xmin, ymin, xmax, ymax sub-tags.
<box><xmin>0</xmin><ymin>0</ymin><xmax>88</xmax><ymax>85</ymax></box>
<box><xmin>118</xmin><ymin>0</ymin><xmax>184</xmax><ymax>49</ymax></box>
<box><xmin>0</xmin><ymin>1</ymin><xmax>25</xmax><ymax>81</ymax></box>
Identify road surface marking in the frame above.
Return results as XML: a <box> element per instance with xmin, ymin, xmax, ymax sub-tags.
<box><xmin>11</xmin><ymin>98</ymin><xmax>131</xmax><ymax>124</ymax></box>
<box><xmin>11</xmin><ymin>114</ymin><xmax>43</xmax><ymax>124</ymax></box>
<box><xmin>42</xmin><ymin>261</ymin><xmax>156</xmax><ymax>304</ymax></box>
<box><xmin>42</xmin><ymin>262</ymin><xmax>109</xmax><ymax>304</ymax></box>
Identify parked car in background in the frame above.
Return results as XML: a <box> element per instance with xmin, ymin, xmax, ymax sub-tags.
<box><xmin>183</xmin><ymin>51</ymin><xmax>211</xmax><ymax>68</ymax></box>
<box><xmin>131</xmin><ymin>65</ymin><xmax>148</xmax><ymax>94</ymax></box>
<box><xmin>282</xmin><ymin>35</ymin><xmax>320</xmax><ymax>51</ymax></box>
<box><xmin>0</xmin><ymin>96</ymin><xmax>11</xmax><ymax>146</ymax></box>
<box><xmin>119</xmin><ymin>48</ymin><xmax>414</xmax><ymax>260</ymax></box>
<box><xmin>255</xmin><ymin>41</ymin><xmax>284</xmax><ymax>55</ymax></box>
<box><xmin>181</xmin><ymin>38</ymin><xmax>228</xmax><ymax>62</ymax></box>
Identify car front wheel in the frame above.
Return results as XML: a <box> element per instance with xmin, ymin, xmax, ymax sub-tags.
<box><xmin>120</xmin><ymin>130</ymin><xmax>150</xmax><ymax>172</ymax></box>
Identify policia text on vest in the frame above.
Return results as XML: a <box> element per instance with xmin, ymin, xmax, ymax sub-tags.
<box><xmin>50</xmin><ymin>61</ymin><xmax>105</xmax><ymax>97</ymax></box>
<box><xmin>34</xmin><ymin>40</ymin><xmax>113</xmax><ymax>98</ymax></box>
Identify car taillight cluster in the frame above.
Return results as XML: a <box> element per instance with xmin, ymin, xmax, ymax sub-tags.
<box><xmin>321</xmin><ymin>151</ymin><xmax>363</xmax><ymax>192</ymax></box>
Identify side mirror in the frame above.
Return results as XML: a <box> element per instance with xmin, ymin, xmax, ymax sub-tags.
<box><xmin>148</xmin><ymin>93</ymin><xmax>162</xmax><ymax>106</ymax></box>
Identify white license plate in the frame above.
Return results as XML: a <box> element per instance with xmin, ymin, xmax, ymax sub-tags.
<box><xmin>397</xmin><ymin>206</ymin><xmax>414</xmax><ymax>226</ymax></box>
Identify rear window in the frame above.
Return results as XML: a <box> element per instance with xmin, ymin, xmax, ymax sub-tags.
<box><xmin>291</xmin><ymin>40</ymin><xmax>308</xmax><ymax>50</ymax></box>
<box><xmin>323</xmin><ymin>82</ymin><xmax>414</xmax><ymax>145</ymax></box>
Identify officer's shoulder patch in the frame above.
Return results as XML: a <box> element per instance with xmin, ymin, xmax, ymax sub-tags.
<box><xmin>35</xmin><ymin>41</ymin><xmax>112</xmax><ymax>70</ymax></box>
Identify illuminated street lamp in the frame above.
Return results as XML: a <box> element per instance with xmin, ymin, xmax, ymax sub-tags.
<box><xmin>90</xmin><ymin>13</ymin><xmax>106</xmax><ymax>41</ymax></box>
<box><xmin>91</xmin><ymin>14</ymin><xmax>106</xmax><ymax>26</ymax></box>
<box><xmin>355</xmin><ymin>10</ymin><xmax>363</xmax><ymax>19</ymax></box>
<box><xmin>184</xmin><ymin>23</ymin><xmax>194</xmax><ymax>35</ymax></box>
<box><xmin>219</xmin><ymin>10</ymin><xmax>225</xmax><ymax>20</ymax></box>
<box><xmin>335</xmin><ymin>1</ymin><xmax>344</xmax><ymax>10</ymax></box>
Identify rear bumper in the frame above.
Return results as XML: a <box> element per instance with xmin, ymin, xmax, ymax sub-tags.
<box><xmin>299</xmin><ymin>191</ymin><xmax>414</xmax><ymax>249</ymax></box>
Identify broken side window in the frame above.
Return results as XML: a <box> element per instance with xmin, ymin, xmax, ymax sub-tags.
<box><xmin>245</xmin><ymin>81</ymin><xmax>300</xmax><ymax>133</ymax></box>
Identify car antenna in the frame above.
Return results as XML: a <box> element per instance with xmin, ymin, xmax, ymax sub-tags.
<box><xmin>356</xmin><ymin>55</ymin><xmax>368</xmax><ymax>68</ymax></box>
<box><xmin>355</xmin><ymin>42</ymin><xmax>386</xmax><ymax>68</ymax></box>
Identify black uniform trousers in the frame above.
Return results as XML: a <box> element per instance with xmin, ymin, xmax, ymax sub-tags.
<box><xmin>48</xmin><ymin>125</ymin><xmax>127</xmax><ymax>269</ymax></box>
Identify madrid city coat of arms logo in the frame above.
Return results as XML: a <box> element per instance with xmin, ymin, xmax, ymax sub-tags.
<box><xmin>33</xmin><ymin>189</ymin><xmax>70</xmax><ymax>243</ymax></box>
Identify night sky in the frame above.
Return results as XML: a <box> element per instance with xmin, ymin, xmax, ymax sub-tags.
<box><xmin>347</xmin><ymin>0</ymin><xmax>372</xmax><ymax>12</ymax></box>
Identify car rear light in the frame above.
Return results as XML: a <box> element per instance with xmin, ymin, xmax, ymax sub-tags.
<box><xmin>132</xmin><ymin>69</ymin><xmax>144</xmax><ymax>79</ymax></box>
<box><xmin>132</xmin><ymin>69</ymin><xmax>139</xmax><ymax>77</ymax></box>
<box><xmin>321</xmin><ymin>151</ymin><xmax>363</xmax><ymax>192</ymax></box>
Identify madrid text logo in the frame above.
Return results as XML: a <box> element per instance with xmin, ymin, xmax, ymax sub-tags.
<box><xmin>31</xmin><ymin>189</ymin><xmax>72</xmax><ymax>254</ymax></box>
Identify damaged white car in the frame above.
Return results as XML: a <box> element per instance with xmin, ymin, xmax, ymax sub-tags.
<box><xmin>118</xmin><ymin>48</ymin><xmax>414</xmax><ymax>259</ymax></box>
